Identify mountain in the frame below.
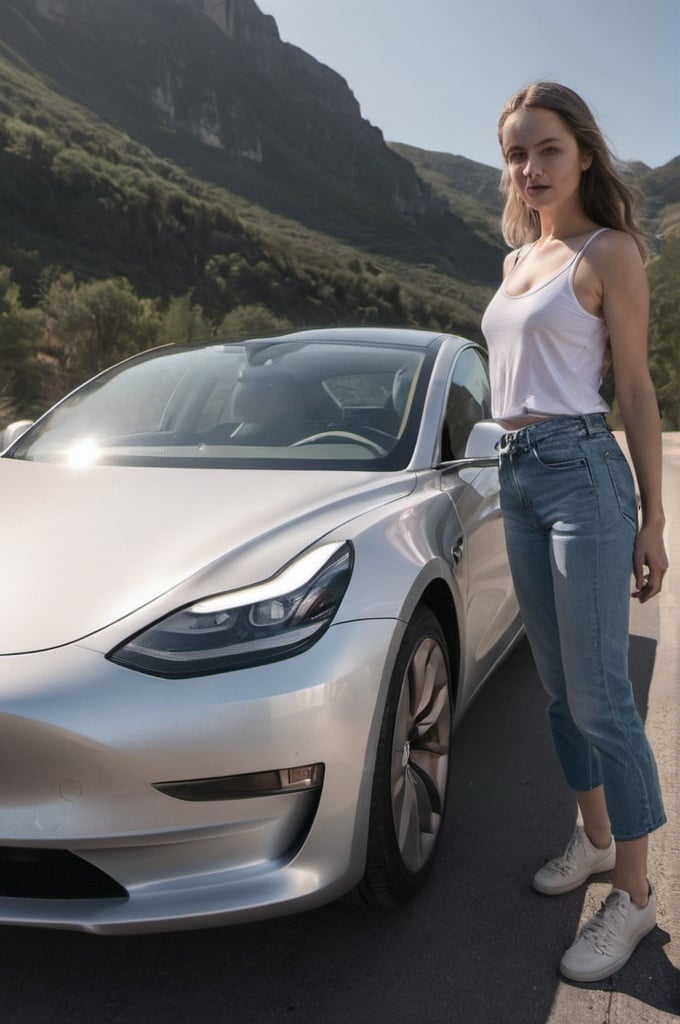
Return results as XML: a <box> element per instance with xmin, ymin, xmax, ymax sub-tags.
<box><xmin>0</xmin><ymin>42</ymin><xmax>497</xmax><ymax>339</ymax></box>
<box><xmin>0</xmin><ymin>0</ymin><xmax>502</xmax><ymax>282</ymax></box>
<box><xmin>637</xmin><ymin>157</ymin><xmax>680</xmax><ymax>236</ymax></box>
<box><xmin>392</xmin><ymin>144</ymin><xmax>680</xmax><ymax>248</ymax></box>
<box><xmin>389</xmin><ymin>142</ymin><xmax>502</xmax><ymax>247</ymax></box>
<box><xmin>1</xmin><ymin>0</ymin><xmax>677</xmax><ymax>346</ymax></box>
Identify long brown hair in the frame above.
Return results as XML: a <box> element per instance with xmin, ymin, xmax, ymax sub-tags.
<box><xmin>498</xmin><ymin>82</ymin><xmax>647</xmax><ymax>257</ymax></box>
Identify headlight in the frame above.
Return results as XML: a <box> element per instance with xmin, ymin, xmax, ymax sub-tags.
<box><xmin>108</xmin><ymin>542</ymin><xmax>353</xmax><ymax>677</ymax></box>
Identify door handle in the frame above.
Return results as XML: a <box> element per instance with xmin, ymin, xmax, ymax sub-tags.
<box><xmin>451</xmin><ymin>536</ymin><xmax>464</xmax><ymax>566</ymax></box>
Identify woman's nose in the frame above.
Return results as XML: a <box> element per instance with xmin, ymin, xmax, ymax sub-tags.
<box><xmin>522</xmin><ymin>156</ymin><xmax>541</xmax><ymax>177</ymax></box>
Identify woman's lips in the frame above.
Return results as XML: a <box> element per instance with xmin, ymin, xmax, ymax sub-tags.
<box><xmin>526</xmin><ymin>184</ymin><xmax>550</xmax><ymax>195</ymax></box>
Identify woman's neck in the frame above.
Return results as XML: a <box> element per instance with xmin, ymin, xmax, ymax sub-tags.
<box><xmin>538</xmin><ymin>210</ymin><xmax>596</xmax><ymax>242</ymax></box>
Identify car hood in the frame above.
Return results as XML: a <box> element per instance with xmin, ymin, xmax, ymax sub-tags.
<box><xmin>0</xmin><ymin>460</ymin><xmax>415</xmax><ymax>654</ymax></box>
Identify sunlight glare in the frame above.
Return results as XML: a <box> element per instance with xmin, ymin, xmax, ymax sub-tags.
<box><xmin>67</xmin><ymin>438</ymin><xmax>101</xmax><ymax>468</ymax></box>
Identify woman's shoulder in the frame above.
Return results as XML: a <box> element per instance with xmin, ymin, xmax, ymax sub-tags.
<box><xmin>582</xmin><ymin>228</ymin><xmax>649</xmax><ymax>309</ymax></box>
<box><xmin>582</xmin><ymin>228</ymin><xmax>645</xmax><ymax>279</ymax></box>
<box><xmin>586</xmin><ymin>227</ymin><xmax>641</xmax><ymax>262</ymax></box>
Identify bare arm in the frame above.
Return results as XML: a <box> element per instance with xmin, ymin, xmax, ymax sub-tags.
<box><xmin>597</xmin><ymin>232</ymin><xmax>668</xmax><ymax>601</ymax></box>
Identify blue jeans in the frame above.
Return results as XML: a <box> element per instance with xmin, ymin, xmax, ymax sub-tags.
<box><xmin>498</xmin><ymin>414</ymin><xmax>666</xmax><ymax>841</ymax></box>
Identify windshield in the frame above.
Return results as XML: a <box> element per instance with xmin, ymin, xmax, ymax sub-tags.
<box><xmin>6</xmin><ymin>338</ymin><xmax>433</xmax><ymax>471</ymax></box>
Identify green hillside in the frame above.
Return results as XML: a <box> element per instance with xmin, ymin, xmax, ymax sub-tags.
<box><xmin>0</xmin><ymin>0</ymin><xmax>500</xmax><ymax>282</ymax></box>
<box><xmin>0</xmin><ymin>49</ymin><xmax>496</xmax><ymax>316</ymax></box>
<box><xmin>389</xmin><ymin>142</ymin><xmax>503</xmax><ymax>247</ymax></box>
<box><xmin>0</xmin><ymin>51</ymin><xmax>495</xmax><ymax>423</ymax></box>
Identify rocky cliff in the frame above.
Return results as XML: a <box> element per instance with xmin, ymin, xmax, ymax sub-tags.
<box><xmin>0</xmin><ymin>0</ymin><xmax>497</xmax><ymax>277</ymax></box>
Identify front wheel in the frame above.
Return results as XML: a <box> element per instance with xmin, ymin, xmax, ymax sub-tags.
<box><xmin>352</xmin><ymin>606</ymin><xmax>453</xmax><ymax>909</ymax></box>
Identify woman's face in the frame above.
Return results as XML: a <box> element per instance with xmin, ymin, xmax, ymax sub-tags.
<box><xmin>501</xmin><ymin>106</ymin><xmax>592</xmax><ymax>216</ymax></box>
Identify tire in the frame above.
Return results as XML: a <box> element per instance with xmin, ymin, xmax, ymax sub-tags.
<box><xmin>351</xmin><ymin>606</ymin><xmax>453</xmax><ymax>909</ymax></box>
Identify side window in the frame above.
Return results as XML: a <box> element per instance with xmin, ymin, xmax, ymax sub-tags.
<box><xmin>440</xmin><ymin>348</ymin><xmax>491</xmax><ymax>460</ymax></box>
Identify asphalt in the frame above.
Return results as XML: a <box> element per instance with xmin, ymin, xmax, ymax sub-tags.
<box><xmin>0</xmin><ymin>438</ymin><xmax>678</xmax><ymax>1024</ymax></box>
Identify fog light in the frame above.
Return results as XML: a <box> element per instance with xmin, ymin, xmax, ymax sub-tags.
<box><xmin>284</xmin><ymin>766</ymin><xmax>317</xmax><ymax>788</ymax></box>
<box><xmin>152</xmin><ymin>763</ymin><xmax>324</xmax><ymax>801</ymax></box>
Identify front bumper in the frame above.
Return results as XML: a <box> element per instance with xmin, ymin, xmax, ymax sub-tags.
<box><xmin>0</xmin><ymin>617</ymin><xmax>403</xmax><ymax>933</ymax></box>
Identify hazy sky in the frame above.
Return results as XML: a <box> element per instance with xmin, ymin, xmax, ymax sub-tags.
<box><xmin>257</xmin><ymin>0</ymin><xmax>679</xmax><ymax>170</ymax></box>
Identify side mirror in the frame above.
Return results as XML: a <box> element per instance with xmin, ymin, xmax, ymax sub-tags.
<box><xmin>437</xmin><ymin>420</ymin><xmax>503</xmax><ymax>470</ymax></box>
<box><xmin>2</xmin><ymin>420</ymin><xmax>34</xmax><ymax>450</ymax></box>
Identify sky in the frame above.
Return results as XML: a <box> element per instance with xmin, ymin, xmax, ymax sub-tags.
<box><xmin>257</xmin><ymin>0</ymin><xmax>680</xmax><ymax>171</ymax></box>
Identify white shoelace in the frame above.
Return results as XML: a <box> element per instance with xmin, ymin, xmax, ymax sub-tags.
<box><xmin>550</xmin><ymin>829</ymin><xmax>588</xmax><ymax>877</ymax></box>
<box><xmin>577</xmin><ymin>892</ymin><xmax>628</xmax><ymax>954</ymax></box>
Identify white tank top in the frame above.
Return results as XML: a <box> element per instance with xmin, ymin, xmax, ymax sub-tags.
<box><xmin>481</xmin><ymin>229</ymin><xmax>610</xmax><ymax>419</ymax></box>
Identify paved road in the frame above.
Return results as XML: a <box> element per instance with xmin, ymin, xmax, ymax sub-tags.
<box><xmin>1</xmin><ymin>441</ymin><xmax>678</xmax><ymax>1024</ymax></box>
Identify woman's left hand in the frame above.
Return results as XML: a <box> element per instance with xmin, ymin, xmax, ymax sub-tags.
<box><xmin>632</xmin><ymin>523</ymin><xmax>669</xmax><ymax>602</ymax></box>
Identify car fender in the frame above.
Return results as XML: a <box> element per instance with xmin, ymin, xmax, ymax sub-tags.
<box><xmin>327</xmin><ymin>482</ymin><xmax>465</xmax><ymax>628</ymax></box>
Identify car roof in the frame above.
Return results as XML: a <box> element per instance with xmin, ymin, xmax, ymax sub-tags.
<box><xmin>234</xmin><ymin>327</ymin><xmax>452</xmax><ymax>350</ymax></box>
<box><xmin>97</xmin><ymin>328</ymin><xmax>475</xmax><ymax>380</ymax></box>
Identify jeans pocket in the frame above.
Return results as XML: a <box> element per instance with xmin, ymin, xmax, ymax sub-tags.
<box><xmin>603</xmin><ymin>449</ymin><xmax>638</xmax><ymax>530</ymax></box>
<box><xmin>530</xmin><ymin>438</ymin><xmax>586</xmax><ymax>470</ymax></box>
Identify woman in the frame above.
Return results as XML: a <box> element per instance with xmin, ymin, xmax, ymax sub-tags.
<box><xmin>481</xmin><ymin>82</ymin><xmax>668</xmax><ymax>982</ymax></box>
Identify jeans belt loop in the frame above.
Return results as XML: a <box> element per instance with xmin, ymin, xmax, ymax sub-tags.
<box><xmin>582</xmin><ymin>412</ymin><xmax>606</xmax><ymax>436</ymax></box>
<box><xmin>497</xmin><ymin>431</ymin><xmax>515</xmax><ymax>453</ymax></box>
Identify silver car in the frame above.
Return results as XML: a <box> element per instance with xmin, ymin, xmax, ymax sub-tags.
<box><xmin>0</xmin><ymin>327</ymin><xmax>521</xmax><ymax>933</ymax></box>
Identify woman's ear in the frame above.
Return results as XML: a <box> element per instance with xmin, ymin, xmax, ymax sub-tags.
<box><xmin>581</xmin><ymin>151</ymin><xmax>593</xmax><ymax>171</ymax></box>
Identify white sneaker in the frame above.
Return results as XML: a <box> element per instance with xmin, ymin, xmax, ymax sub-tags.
<box><xmin>533</xmin><ymin>826</ymin><xmax>616</xmax><ymax>895</ymax></box>
<box><xmin>560</xmin><ymin>885</ymin><xmax>656</xmax><ymax>982</ymax></box>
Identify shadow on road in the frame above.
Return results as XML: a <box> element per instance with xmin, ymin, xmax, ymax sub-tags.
<box><xmin>1</xmin><ymin>638</ymin><xmax>676</xmax><ymax>1023</ymax></box>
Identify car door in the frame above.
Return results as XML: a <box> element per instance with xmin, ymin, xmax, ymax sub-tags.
<box><xmin>438</xmin><ymin>347</ymin><xmax>519</xmax><ymax>698</ymax></box>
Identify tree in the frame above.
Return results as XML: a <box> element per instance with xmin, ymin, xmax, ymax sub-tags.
<box><xmin>0</xmin><ymin>268</ymin><xmax>50</xmax><ymax>421</ymax></box>
<box><xmin>41</xmin><ymin>274</ymin><xmax>161</xmax><ymax>383</ymax></box>
<box><xmin>218</xmin><ymin>304</ymin><xmax>292</xmax><ymax>338</ymax></box>
<box><xmin>158</xmin><ymin>294</ymin><xmax>211</xmax><ymax>344</ymax></box>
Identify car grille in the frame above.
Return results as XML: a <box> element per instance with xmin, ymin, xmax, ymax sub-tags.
<box><xmin>0</xmin><ymin>847</ymin><xmax>128</xmax><ymax>900</ymax></box>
